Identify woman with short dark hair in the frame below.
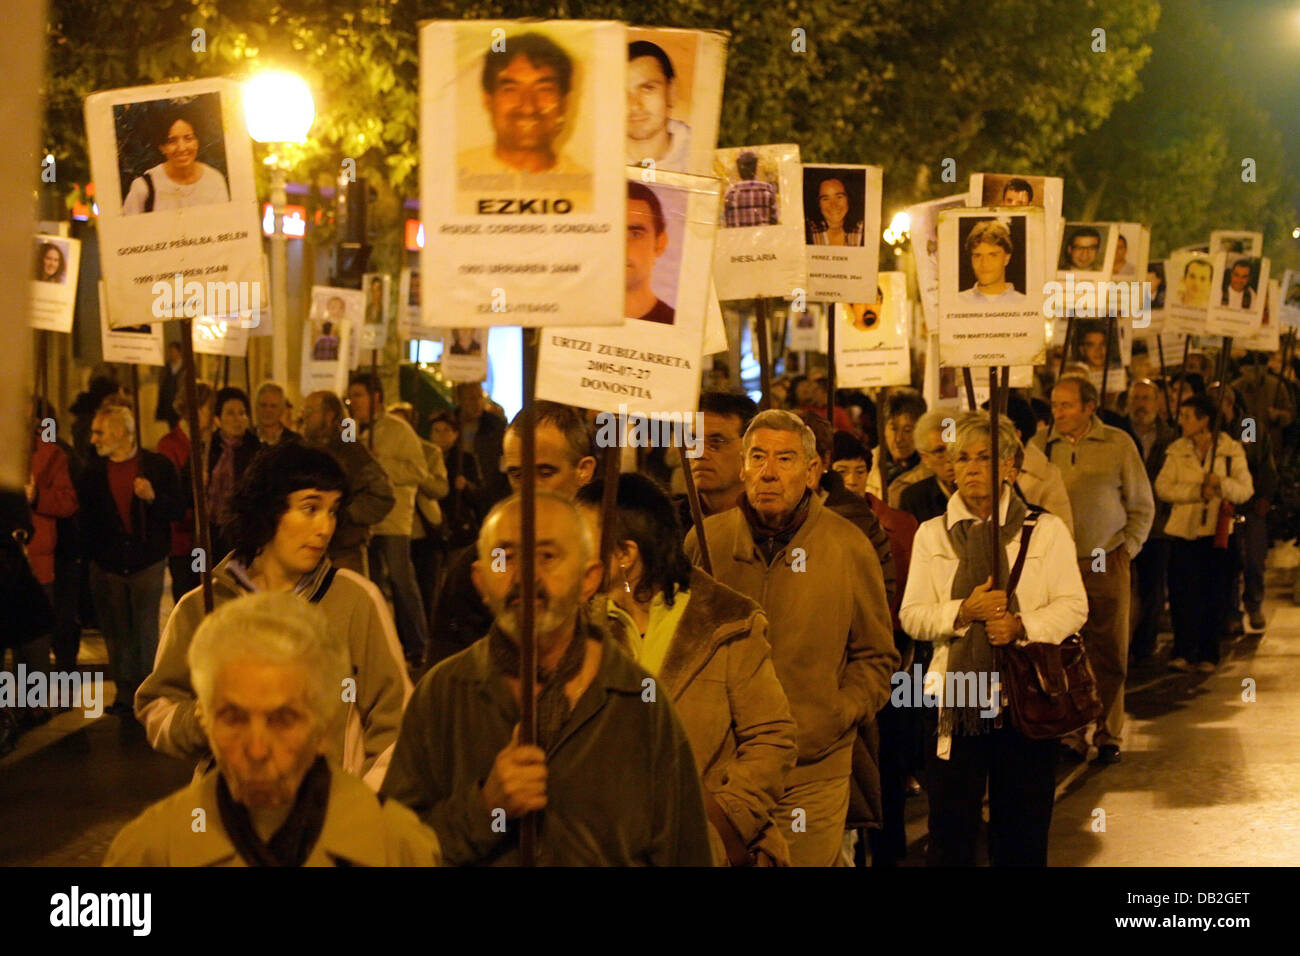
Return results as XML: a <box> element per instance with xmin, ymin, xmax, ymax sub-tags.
<box><xmin>575</xmin><ymin>473</ymin><xmax>797</xmax><ymax>866</ymax></box>
<box><xmin>138</xmin><ymin>440</ymin><xmax>411</xmax><ymax>790</ymax></box>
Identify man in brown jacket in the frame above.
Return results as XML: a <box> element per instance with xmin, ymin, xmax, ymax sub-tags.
<box><xmin>684</xmin><ymin>409</ymin><xmax>899</xmax><ymax>866</ymax></box>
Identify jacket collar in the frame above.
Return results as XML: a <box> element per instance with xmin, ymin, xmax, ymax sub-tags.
<box><xmin>176</xmin><ymin>761</ymin><xmax>394</xmax><ymax>867</ymax></box>
<box><xmin>1045</xmin><ymin>415</ymin><xmax>1102</xmax><ymax>448</ymax></box>
<box><xmin>656</xmin><ymin>568</ymin><xmax>761</xmax><ymax>700</ymax></box>
<box><xmin>731</xmin><ymin>492</ymin><xmax>823</xmax><ymax>566</ymax></box>
<box><xmin>944</xmin><ymin>485</ymin><xmax>1015</xmax><ymax>530</ymax></box>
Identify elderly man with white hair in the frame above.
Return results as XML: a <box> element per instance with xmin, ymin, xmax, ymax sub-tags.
<box><xmin>383</xmin><ymin>491</ymin><xmax>713</xmax><ymax>866</ymax></box>
<box><xmin>76</xmin><ymin>401</ymin><xmax>185</xmax><ymax>714</ymax></box>
<box><xmin>684</xmin><ymin>409</ymin><xmax>898</xmax><ymax>866</ymax></box>
<box><xmin>106</xmin><ymin>592</ymin><xmax>440</xmax><ymax>866</ymax></box>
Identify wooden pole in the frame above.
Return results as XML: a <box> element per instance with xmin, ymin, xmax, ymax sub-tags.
<box><xmin>1156</xmin><ymin>335</ymin><xmax>1176</xmax><ymax>426</ymax></box>
<box><xmin>962</xmin><ymin>367</ymin><xmax>977</xmax><ymax>411</ymax></box>
<box><xmin>1057</xmin><ymin>315</ymin><xmax>1075</xmax><ymax>385</ymax></box>
<box><xmin>129</xmin><ymin>364</ymin><xmax>143</xmax><ymax>455</ymax></box>
<box><xmin>1200</xmin><ymin>336</ymin><xmax>1236</xmax><ymax>527</ymax></box>
<box><xmin>754</xmin><ymin>297</ymin><xmax>773</xmax><ymax>411</ymax></box>
<box><xmin>999</xmin><ymin>365</ymin><xmax>1010</xmax><ymax>415</ymax></box>
<box><xmin>1100</xmin><ymin>315</ymin><xmax>1116</xmax><ymax>407</ymax></box>
<box><xmin>221</xmin><ymin>355</ymin><xmax>230</xmax><ymax>389</ymax></box>
<box><xmin>989</xmin><ymin>367</ymin><xmax>1002</xmax><ymax>588</ymax></box>
<box><xmin>680</xmin><ymin>434</ymin><xmax>712</xmax><ymax>575</ymax></box>
<box><xmin>179</xmin><ymin>319</ymin><xmax>213</xmax><ymax>612</ymax></box>
<box><xmin>826</xmin><ymin>303</ymin><xmax>837</xmax><ymax>427</ymax></box>
<box><xmin>598</xmin><ymin>440</ymin><xmax>621</xmax><ymax>592</ymax></box>
<box><xmin>518</xmin><ymin>326</ymin><xmax>539</xmax><ymax>866</ymax></box>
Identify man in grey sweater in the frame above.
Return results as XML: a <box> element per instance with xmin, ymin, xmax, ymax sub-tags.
<box><xmin>1037</xmin><ymin>375</ymin><xmax>1154</xmax><ymax>766</ymax></box>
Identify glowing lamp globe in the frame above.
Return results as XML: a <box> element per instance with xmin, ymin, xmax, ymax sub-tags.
<box><xmin>244</xmin><ymin>72</ymin><xmax>315</xmax><ymax>143</ymax></box>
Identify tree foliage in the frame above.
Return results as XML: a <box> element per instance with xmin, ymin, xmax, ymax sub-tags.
<box><xmin>1063</xmin><ymin>0</ymin><xmax>1293</xmax><ymax>263</ymax></box>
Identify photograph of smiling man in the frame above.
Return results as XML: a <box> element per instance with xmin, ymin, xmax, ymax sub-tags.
<box><xmin>455</xmin><ymin>28</ymin><xmax>593</xmax><ymax>214</ymax></box>
<box><xmin>938</xmin><ymin>207</ymin><xmax>1046</xmax><ymax>367</ymax></box>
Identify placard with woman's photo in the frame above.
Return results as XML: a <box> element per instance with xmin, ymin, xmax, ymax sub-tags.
<box><xmin>85</xmin><ymin>78</ymin><xmax>263</xmax><ymax>328</ymax></box>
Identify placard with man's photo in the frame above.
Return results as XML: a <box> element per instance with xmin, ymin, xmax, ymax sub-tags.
<box><xmin>836</xmin><ymin>272</ymin><xmax>910</xmax><ymax>389</ymax></box>
<box><xmin>1238</xmin><ymin>280</ymin><xmax>1282</xmax><ymax>353</ymax></box>
<box><xmin>1163</xmin><ymin>250</ymin><xmax>1214</xmax><ymax>336</ymax></box>
<box><xmin>301</xmin><ymin>286</ymin><xmax>362</xmax><ymax>394</ymax></box>
<box><xmin>30</xmin><ymin>234</ymin><xmax>81</xmax><ymax>333</ymax></box>
<box><xmin>967</xmin><ymin>172</ymin><xmax>1064</xmax><ymax>254</ymax></box>
<box><xmin>85</xmin><ymin>78</ymin><xmax>263</xmax><ymax>328</ymax></box>
<box><xmin>441</xmin><ymin>328</ymin><xmax>489</xmax><ymax>383</ymax></box>
<box><xmin>937</xmin><ymin>206</ymin><xmax>1047</xmax><ymax>367</ymax></box>
<box><xmin>1057</xmin><ymin>222</ymin><xmax>1117</xmax><ymax>280</ymax></box>
<box><xmin>421</xmin><ymin>19</ymin><xmax>627</xmax><ymax>328</ymax></box>
<box><xmin>625</xmin><ymin>27</ymin><xmax>726</xmax><ymax>177</ymax></box>
<box><xmin>711</xmin><ymin>143</ymin><xmax>805</xmax><ymax>301</ymax></box>
<box><xmin>536</xmin><ymin>167</ymin><xmax>719</xmax><ymax>417</ymax></box>
<box><xmin>358</xmin><ymin>272</ymin><xmax>390</xmax><ymax>351</ymax></box>
<box><xmin>1206</xmin><ymin>253</ymin><xmax>1270</xmax><ymax>337</ymax></box>
<box><xmin>802</xmin><ymin>163</ymin><xmax>881</xmax><ymax>302</ymax></box>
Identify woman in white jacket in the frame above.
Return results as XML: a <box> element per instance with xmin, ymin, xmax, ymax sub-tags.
<box><xmin>1154</xmin><ymin>393</ymin><xmax>1253</xmax><ymax>673</ymax></box>
<box><xmin>900</xmin><ymin>411</ymin><xmax>1087</xmax><ymax>866</ymax></box>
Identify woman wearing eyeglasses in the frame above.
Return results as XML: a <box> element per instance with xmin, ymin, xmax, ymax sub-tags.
<box><xmin>900</xmin><ymin>411</ymin><xmax>1087</xmax><ymax>866</ymax></box>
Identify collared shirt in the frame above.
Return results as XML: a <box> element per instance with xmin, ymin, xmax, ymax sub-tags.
<box><xmin>1035</xmin><ymin>415</ymin><xmax>1155</xmax><ymax>559</ymax></box>
<box><xmin>723</xmin><ymin>179</ymin><xmax>779</xmax><ymax>227</ymax></box>
<box><xmin>627</xmin><ymin>118</ymin><xmax>692</xmax><ymax>172</ymax></box>
<box><xmin>381</xmin><ymin>625</ymin><xmax>713</xmax><ymax>866</ymax></box>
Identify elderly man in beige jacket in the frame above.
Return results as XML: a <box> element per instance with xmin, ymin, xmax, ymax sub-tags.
<box><xmin>685</xmin><ymin>409</ymin><xmax>899</xmax><ymax>867</ymax></box>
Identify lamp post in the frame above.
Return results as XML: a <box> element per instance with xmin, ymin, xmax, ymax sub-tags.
<box><xmin>244</xmin><ymin>71</ymin><xmax>315</xmax><ymax>390</ymax></box>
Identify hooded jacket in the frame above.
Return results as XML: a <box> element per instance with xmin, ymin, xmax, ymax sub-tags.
<box><xmin>135</xmin><ymin>553</ymin><xmax>411</xmax><ymax>789</ymax></box>
<box><xmin>604</xmin><ymin>567</ymin><xmax>797</xmax><ymax>864</ymax></box>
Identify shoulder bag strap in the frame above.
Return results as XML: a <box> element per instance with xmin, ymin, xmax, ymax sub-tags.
<box><xmin>1005</xmin><ymin>508</ymin><xmax>1044</xmax><ymax>596</ymax></box>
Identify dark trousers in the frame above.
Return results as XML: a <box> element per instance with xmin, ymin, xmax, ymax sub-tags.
<box><xmin>1239</xmin><ymin>508</ymin><xmax>1268</xmax><ymax>614</ymax></box>
<box><xmin>88</xmin><ymin>559</ymin><xmax>165</xmax><ymax>706</ymax></box>
<box><xmin>1168</xmin><ymin>536</ymin><xmax>1234</xmax><ymax>664</ymax></box>
<box><xmin>368</xmin><ymin>534</ymin><xmax>427</xmax><ymax>660</ymax></box>
<box><xmin>51</xmin><ymin>556</ymin><xmax>82</xmax><ymax>670</ymax></box>
<box><xmin>867</xmin><ymin>702</ymin><xmax>909</xmax><ymax>866</ymax></box>
<box><xmin>925</xmin><ymin>718</ymin><xmax>1057</xmax><ymax>866</ymax></box>
<box><xmin>168</xmin><ymin>553</ymin><xmax>200</xmax><ymax>605</ymax></box>
<box><xmin>411</xmin><ymin>535</ymin><xmax>444</xmax><ymax>650</ymax></box>
<box><xmin>1130</xmin><ymin>537</ymin><xmax>1169</xmax><ymax>659</ymax></box>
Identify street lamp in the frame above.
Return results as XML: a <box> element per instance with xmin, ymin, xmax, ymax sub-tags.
<box><xmin>244</xmin><ymin>71</ymin><xmax>315</xmax><ymax>390</ymax></box>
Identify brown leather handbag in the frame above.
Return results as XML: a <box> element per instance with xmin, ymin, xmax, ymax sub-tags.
<box><xmin>995</xmin><ymin>510</ymin><xmax>1102</xmax><ymax>741</ymax></box>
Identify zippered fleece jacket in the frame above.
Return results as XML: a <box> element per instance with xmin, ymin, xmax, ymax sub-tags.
<box><xmin>135</xmin><ymin>554</ymin><xmax>411</xmax><ymax>790</ymax></box>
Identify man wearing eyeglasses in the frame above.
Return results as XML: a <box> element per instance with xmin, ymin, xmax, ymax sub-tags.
<box><xmin>898</xmin><ymin>409</ymin><xmax>959</xmax><ymax>525</ymax></box>
<box><xmin>684</xmin><ymin>409</ymin><xmax>897</xmax><ymax>866</ymax></box>
<box><xmin>676</xmin><ymin>391</ymin><xmax>758</xmax><ymax>533</ymax></box>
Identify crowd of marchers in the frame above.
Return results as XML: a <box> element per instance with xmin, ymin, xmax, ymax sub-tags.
<box><xmin>4</xmin><ymin>338</ymin><xmax>1295</xmax><ymax>867</ymax></box>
